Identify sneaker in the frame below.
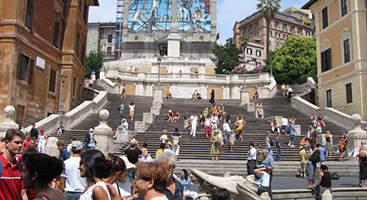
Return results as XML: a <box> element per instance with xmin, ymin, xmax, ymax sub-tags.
<box><xmin>288</xmin><ymin>142</ymin><xmax>291</xmax><ymax>146</ymax></box>
<box><xmin>291</xmin><ymin>145</ymin><xmax>295</xmax><ymax>147</ymax></box>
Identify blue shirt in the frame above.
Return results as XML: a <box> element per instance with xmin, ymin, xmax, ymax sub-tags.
<box><xmin>60</xmin><ymin>149</ymin><xmax>70</xmax><ymax>161</ymax></box>
<box><xmin>262</xmin><ymin>154</ymin><xmax>275</xmax><ymax>172</ymax></box>
<box><xmin>120</xmin><ymin>105</ymin><xmax>124</xmax><ymax>111</ymax></box>
<box><xmin>290</xmin><ymin>124</ymin><xmax>296</xmax><ymax>136</ymax></box>
<box><xmin>319</xmin><ymin>147</ymin><xmax>326</xmax><ymax>161</ymax></box>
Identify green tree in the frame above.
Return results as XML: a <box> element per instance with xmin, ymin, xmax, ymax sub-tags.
<box><xmin>211</xmin><ymin>38</ymin><xmax>241</xmax><ymax>74</ymax></box>
<box><xmin>271</xmin><ymin>35</ymin><xmax>317</xmax><ymax>84</ymax></box>
<box><xmin>257</xmin><ymin>0</ymin><xmax>281</xmax><ymax>60</ymax></box>
<box><xmin>85</xmin><ymin>49</ymin><xmax>103</xmax><ymax>79</ymax></box>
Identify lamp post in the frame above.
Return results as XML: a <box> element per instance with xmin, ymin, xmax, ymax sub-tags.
<box><xmin>58</xmin><ymin>74</ymin><xmax>67</xmax><ymax>115</ymax></box>
<box><xmin>157</xmin><ymin>56</ymin><xmax>162</xmax><ymax>88</ymax></box>
<box><xmin>243</xmin><ymin>50</ymin><xmax>247</xmax><ymax>91</ymax></box>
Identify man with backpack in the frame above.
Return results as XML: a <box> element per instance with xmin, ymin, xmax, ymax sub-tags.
<box><xmin>306</xmin><ymin>139</ymin><xmax>320</xmax><ymax>190</ymax></box>
<box><xmin>0</xmin><ymin>129</ymin><xmax>28</xmax><ymax>200</ymax></box>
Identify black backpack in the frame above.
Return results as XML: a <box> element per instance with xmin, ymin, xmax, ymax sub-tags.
<box><xmin>85</xmin><ymin>133</ymin><xmax>91</xmax><ymax>143</ymax></box>
<box><xmin>310</xmin><ymin>148</ymin><xmax>320</xmax><ymax>162</ymax></box>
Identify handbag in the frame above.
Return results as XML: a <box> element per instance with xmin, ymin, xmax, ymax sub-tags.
<box><xmin>236</xmin><ymin>125</ymin><xmax>243</xmax><ymax>132</ymax></box>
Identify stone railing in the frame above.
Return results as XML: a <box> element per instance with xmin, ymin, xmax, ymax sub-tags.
<box><xmin>291</xmin><ymin>96</ymin><xmax>367</xmax><ymax>130</ymax></box>
<box><xmin>26</xmin><ymin>91</ymin><xmax>108</xmax><ymax>135</ymax></box>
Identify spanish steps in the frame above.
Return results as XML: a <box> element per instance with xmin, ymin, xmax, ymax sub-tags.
<box><xmin>52</xmin><ymin>84</ymin><xmax>358</xmax><ymax>177</ymax></box>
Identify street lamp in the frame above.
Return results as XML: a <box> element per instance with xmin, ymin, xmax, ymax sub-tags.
<box><xmin>58</xmin><ymin>74</ymin><xmax>67</xmax><ymax>115</ymax></box>
<box><xmin>157</xmin><ymin>56</ymin><xmax>162</xmax><ymax>88</ymax></box>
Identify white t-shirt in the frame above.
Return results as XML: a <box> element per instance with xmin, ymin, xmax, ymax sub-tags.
<box><xmin>211</xmin><ymin>116</ymin><xmax>218</xmax><ymax>125</ymax></box>
<box><xmin>205</xmin><ymin>118</ymin><xmax>211</xmax><ymax>127</ymax></box>
<box><xmin>113</xmin><ymin>179</ymin><xmax>132</xmax><ymax>198</ymax></box>
<box><xmin>79</xmin><ymin>182</ymin><xmax>111</xmax><ymax>200</ymax></box>
<box><xmin>247</xmin><ymin>148</ymin><xmax>257</xmax><ymax>161</ymax></box>
<box><xmin>260</xmin><ymin>172</ymin><xmax>270</xmax><ymax>188</ymax></box>
<box><xmin>223</xmin><ymin>122</ymin><xmax>231</xmax><ymax>133</ymax></box>
<box><xmin>190</xmin><ymin>115</ymin><xmax>198</xmax><ymax>126</ymax></box>
<box><xmin>61</xmin><ymin>157</ymin><xmax>87</xmax><ymax>193</ymax></box>
<box><xmin>129</xmin><ymin>105</ymin><xmax>135</xmax><ymax>111</ymax></box>
<box><xmin>152</xmin><ymin>196</ymin><xmax>168</xmax><ymax>200</ymax></box>
<box><xmin>160</xmin><ymin>135</ymin><xmax>168</xmax><ymax>143</ymax></box>
<box><xmin>281</xmin><ymin>118</ymin><xmax>288</xmax><ymax>126</ymax></box>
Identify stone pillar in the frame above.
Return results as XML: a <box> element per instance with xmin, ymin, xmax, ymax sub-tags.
<box><xmin>346</xmin><ymin>114</ymin><xmax>367</xmax><ymax>154</ymax></box>
<box><xmin>0</xmin><ymin>106</ymin><xmax>19</xmax><ymax>138</ymax></box>
<box><xmin>93</xmin><ymin>109</ymin><xmax>114</xmax><ymax>154</ymax></box>
<box><xmin>44</xmin><ymin>137</ymin><xmax>60</xmax><ymax>157</ymax></box>
<box><xmin>167</xmin><ymin>33</ymin><xmax>182</xmax><ymax>57</ymax></box>
<box><xmin>115</xmin><ymin>130</ymin><xmax>129</xmax><ymax>143</ymax></box>
<box><xmin>240</xmin><ymin>89</ymin><xmax>249</xmax><ymax>106</ymax></box>
<box><xmin>154</xmin><ymin>87</ymin><xmax>163</xmax><ymax>104</ymax></box>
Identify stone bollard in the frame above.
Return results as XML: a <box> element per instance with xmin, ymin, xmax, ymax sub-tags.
<box><xmin>93</xmin><ymin>109</ymin><xmax>114</xmax><ymax>154</ymax></box>
<box><xmin>247</xmin><ymin>103</ymin><xmax>255</xmax><ymax>112</ymax></box>
<box><xmin>321</xmin><ymin>189</ymin><xmax>332</xmax><ymax>200</ymax></box>
<box><xmin>143</xmin><ymin>113</ymin><xmax>153</xmax><ymax>124</ymax></box>
<box><xmin>151</xmin><ymin>107</ymin><xmax>160</xmax><ymax>116</ymax></box>
<box><xmin>153</xmin><ymin>88</ymin><xmax>163</xmax><ymax>104</ymax></box>
<box><xmin>347</xmin><ymin>114</ymin><xmax>367</xmax><ymax>154</ymax></box>
<box><xmin>45</xmin><ymin>137</ymin><xmax>59</xmax><ymax>157</ymax></box>
<box><xmin>240</xmin><ymin>89</ymin><xmax>250</xmax><ymax>106</ymax></box>
<box><xmin>0</xmin><ymin>106</ymin><xmax>19</xmax><ymax>138</ymax></box>
<box><xmin>116</xmin><ymin>130</ymin><xmax>129</xmax><ymax>144</ymax></box>
<box><xmin>135</xmin><ymin>121</ymin><xmax>146</xmax><ymax>132</ymax></box>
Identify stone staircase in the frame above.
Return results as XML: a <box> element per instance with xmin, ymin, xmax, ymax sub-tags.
<box><xmin>52</xmin><ymin>84</ymin><xmax>354</xmax><ymax>177</ymax></box>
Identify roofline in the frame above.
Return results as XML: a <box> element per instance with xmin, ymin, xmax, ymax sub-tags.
<box><xmin>302</xmin><ymin>0</ymin><xmax>318</xmax><ymax>9</ymax></box>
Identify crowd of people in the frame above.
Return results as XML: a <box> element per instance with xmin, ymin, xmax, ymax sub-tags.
<box><xmin>1</xmin><ymin>128</ymin><xmax>238</xmax><ymax>200</ymax></box>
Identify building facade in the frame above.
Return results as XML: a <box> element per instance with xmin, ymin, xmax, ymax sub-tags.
<box><xmin>119</xmin><ymin>0</ymin><xmax>217</xmax><ymax>60</ymax></box>
<box><xmin>233</xmin><ymin>8</ymin><xmax>312</xmax><ymax>65</ymax></box>
<box><xmin>303</xmin><ymin>0</ymin><xmax>367</xmax><ymax>121</ymax></box>
<box><xmin>87</xmin><ymin>22</ymin><xmax>118</xmax><ymax>61</ymax></box>
<box><xmin>0</xmin><ymin>0</ymin><xmax>98</xmax><ymax>126</ymax></box>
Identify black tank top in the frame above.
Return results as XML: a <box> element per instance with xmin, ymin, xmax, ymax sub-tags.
<box><xmin>320</xmin><ymin>172</ymin><xmax>332</xmax><ymax>187</ymax></box>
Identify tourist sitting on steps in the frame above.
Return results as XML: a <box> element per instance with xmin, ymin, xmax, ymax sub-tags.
<box><xmin>178</xmin><ymin>169</ymin><xmax>199</xmax><ymax>200</ymax></box>
<box><xmin>167</xmin><ymin>110</ymin><xmax>174</xmax><ymax>122</ymax></box>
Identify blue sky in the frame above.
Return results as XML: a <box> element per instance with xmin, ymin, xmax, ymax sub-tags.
<box><xmin>89</xmin><ymin>0</ymin><xmax>310</xmax><ymax>44</ymax></box>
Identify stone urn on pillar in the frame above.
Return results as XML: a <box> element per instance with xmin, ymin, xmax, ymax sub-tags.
<box><xmin>0</xmin><ymin>106</ymin><xmax>19</xmax><ymax>137</ymax></box>
<box><xmin>93</xmin><ymin>109</ymin><xmax>114</xmax><ymax>154</ymax></box>
<box><xmin>347</xmin><ymin>114</ymin><xmax>367</xmax><ymax>154</ymax></box>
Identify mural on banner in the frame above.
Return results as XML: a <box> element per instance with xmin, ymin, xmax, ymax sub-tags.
<box><xmin>178</xmin><ymin>0</ymin><xmax>211</xmax><ymax>33</ymax></box>
<box><xmin>127</xmin><ymin>0</ymin><xmax>211</xmax><ymax>33</ymax></box>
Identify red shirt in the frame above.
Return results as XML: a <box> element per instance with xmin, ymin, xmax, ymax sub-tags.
<box><xmin>0</xmin><ymin>153</ymin><xmax>24</xmax><ymax>200</ymax></box>
<box><xmin>23</xmin><ymin>139</ymin><xmax>34</xmax><ymax>151</ymax></box>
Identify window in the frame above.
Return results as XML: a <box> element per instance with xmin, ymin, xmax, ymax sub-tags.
<box><xmin>25</xmin><ymin>0</ymin><xmax>34</xmax><ymax>29</ymax></box>
<box><xmin>343</xmin><ymin>39</ymin><xmax>351</xmax><ymax>63</ymax></box>
<box><xmin>276</xmin><ymin>42</ymin><xmax>280</xmax><ymax>48</ymax></box>
<box><xmin>107</xmin><ymin>47</ymin><xmax>112</xmax><ymax>56</ymax></box>
<box><xmin>256</xmin><ymin>50</ymin><xmax>261</xmax><ymax>57</ymax></box>
<box><xmin>81</xmin><ymin>43</ymin><xmax>86</xmax><ymax>65</ymax></box>
<box><xmin>282</xmin><ymin>24</ymin><xmax>287</xmax><ymax>31</ymax></box>
<box><xmin>107</xmin><ymin>34</ymin><xmax>113</xmax><ymax>43</ymax></box>
<box><xmin>321</xmin><ymin>48</ymin><xmax>331</xmax><ymax>72</ymax></box>
<box><xmin>283</xmin><ymin>34</ymin><xmax>288</xmax><ymax>39</ymax></box>
<box><xmin>73</xmin><ymin>77</ymin><xmax>76</xmax><ymax>96</ymax></box>
<box><xmin>341</xmin><ymin>0</ymin><xmax>348</xmax><ymax>17</ymax></box>
<box><xmin>18</xmin><ymin>54</ymin><xmax>34</xmax><ymax>83</ymax></box>
<box><xmin>49</xmin><ymin>69</ymin><xmax>56</xmax><ymax>92</ymax></box>
<box><xmin>297</xmin><ymin>28</ymin><xmax>303</xmax><ymax>35</ymax></box>
<box><xmin>275</xmin><ymin>22</ymin><xmax>279</xmax><ymax>29</ymax></box>
<box><xmin>326</xmin><ymin>90</ymin><xmax>332</xmax><ymax>107</ymax></box>
<box><xmin>76</xmin><ymin>33</ymin><xmax>80</xmax><ymax>57</ymax></box>
<box><xmin>254</xmin><ymin>21</ymin><xmax>259</xmax><ymax>28</ymax></box>
<box><xmin>52</xmin><ymin>21</ymin><xmax>60</xmax><ymax>47</ymax></box>
<box><xmin>290</xmin><ymin>26</ymin><xmax>294</xmax><ymax>33</ymax></box>
<box><xmin>322</xmin><ymin>7</ymin><xmax>328</xmax><ymax>29</ymax></box>
<box><xmin>78</xmin><ymin>83</ymin><xmax>82</xmax><ymax>101</ymax></box>
<box><xmin>306</xmin><ymin>31</ymin><xmax>310</xmax><ymax>36</ymax></box>
<box><xmin>133</xmin><ymin>51</ymin><xmax>139</xmax><ymax>58</ymax></box>
<box><xmin>275</xmin><ymin>32</ymin><xmax>280</xmax><ymax>37</ymax></box>
<box><xmin>346</xmin><ymin>83</ymin><xmax>352</xmax><ymax>103</ymax></box>
<box><xmin>247</xmin><ymin>48</ymin><xmax>252</xmax><ymax>55</ymax></box>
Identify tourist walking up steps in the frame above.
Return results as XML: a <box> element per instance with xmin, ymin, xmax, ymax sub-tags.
<box><xmin>129</xmin><ymin>101</ymin><xmax>135</xmax><ymax>121</ymax></box>
<box><xmin>189</xmin><ymin>112</ymin><xmax>198</xmax><ymax>137</ymax></box>
<box><xmin>210</xmin><ymin>130</ymin><xmax>220</xmax><ymax>161</ymax></box>
<box><xmin>246</xmin><ymin>142</ymin><xmax>257</xmax><ymax>175</ymax></box>
<box><xmin>275</xmin><ymin>133</ymin><xmax>282</xmax><ymax>161</ymax></box>
<box><xmin>119</xmin><ymin>101</ymin><xmax>125</xmax><ymax>119</ymax></box>
<box><xmin>288</xmin><ymin>120</ymin><xmax>296</xmax><ymax>147</ymax></box>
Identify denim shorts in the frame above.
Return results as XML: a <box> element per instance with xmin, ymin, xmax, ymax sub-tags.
<box><xmin>306</xmin><ymin>162</ymin><xmax>317</xmax><ymax>179</ymax></box>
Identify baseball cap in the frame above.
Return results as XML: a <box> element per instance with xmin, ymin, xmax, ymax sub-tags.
<box><xmin>119</xmin><ymin>155</ymin><xmax>136</xmax><ymax>169</ymax></box>
<box><xmin>88</xmin><ymin>143</ymin><xmax>96</xmax><ymax>148</ymax></box>
<box><xmin>40</xmin><ymin>129</ymin><xmax>44</xmax><ymax>133</ymax></box>
<box><xmin>89</xmin><ymin>128</ymin><xmax>94</xmax><ymax>132</ymax></box>
<box><xmin>71</xmin><ymin>141</ymin><xmax>83</xmax><ymax>151</ymax></box>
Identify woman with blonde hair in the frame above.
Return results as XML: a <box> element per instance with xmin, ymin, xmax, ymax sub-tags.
<box><xmin>235</xmin><ymin>114</ymin><xmax>246</xmax><ymax>142</ymax></box>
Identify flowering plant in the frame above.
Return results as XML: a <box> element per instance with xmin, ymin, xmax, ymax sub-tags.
<box><xmin>232</xmin><ymin>66</ymin><xmax>248</xmax><ymax>74</ymax></box>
